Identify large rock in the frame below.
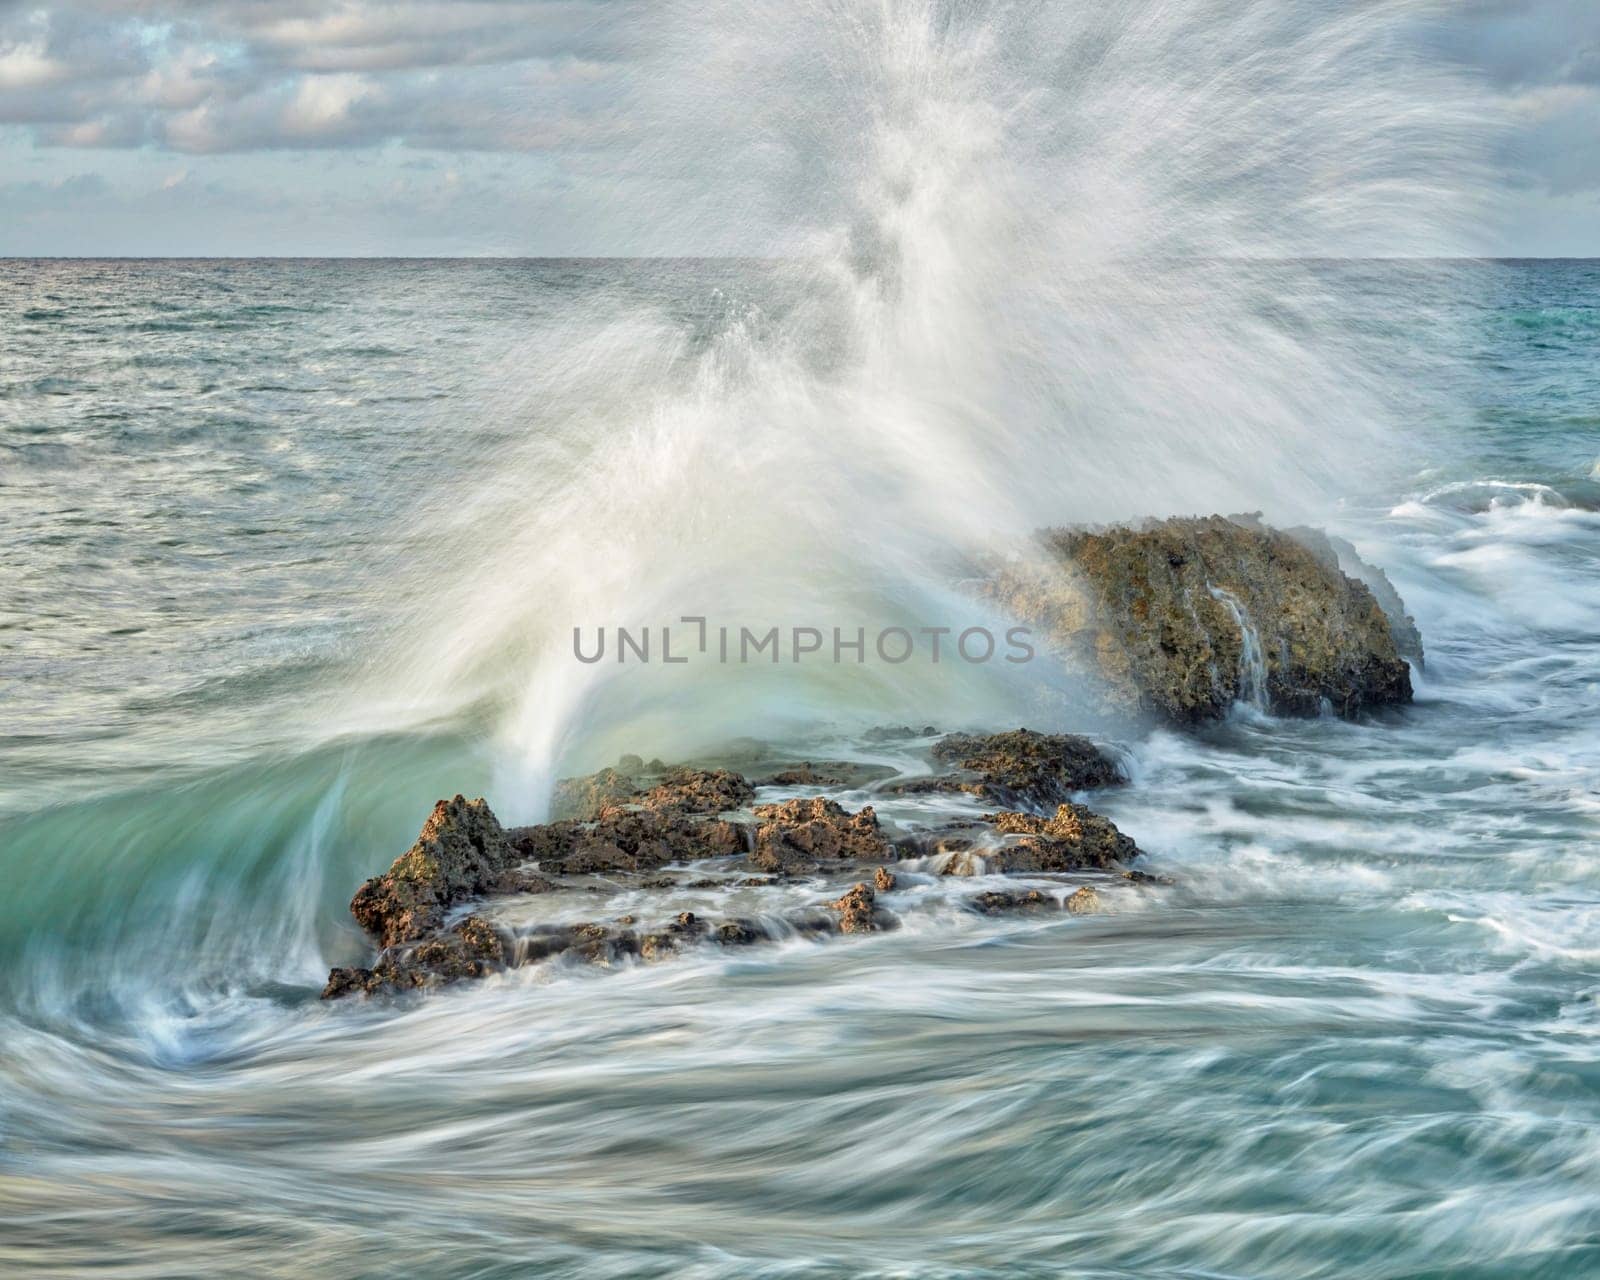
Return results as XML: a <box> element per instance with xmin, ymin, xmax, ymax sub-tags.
<box><xmin>349</xmin><ymin>796</ymin><xmax>513</xmax><ymax>948</ymax></box>
<box><xmin>983</xmin><ymin>516</ymin><xmax>1413</xmax><ymax>723</ymax></box>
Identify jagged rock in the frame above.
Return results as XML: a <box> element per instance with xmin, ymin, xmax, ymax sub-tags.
<box><xmin>982</xmin><ymin>515</ymin><xmax>1413</xmax><ymax>723</ymax></box>
<box><xmin>941</xmin><ymin>803</ymin><xmax>1141</xmax><ymax>875</ymax></box>
<box><xmin>1292</xmin><ymin>526</ymin><xmax>1424</xmax><ymax>670</ymax></box>
<box><xmin>349</xmin><ymin>796</ymin><xmax>514</xmax><ymax>948</ymax></box>
<box><xmin>826</xmin><ymin>881</ymin><xmax>887</xmax><ymax>933</ymax></box>
<box><xmin>925</xmin><ymin>728</ymin><xmax>1123</xmax><ymax>806</ymax></box>
<box><xmin>322</xmin><ymin>915</ymin><xmax>507</xmax><ymax>998</ymax></box>
<box><xmin>873</xmin><ymin>866</ymin><xmax>897</xmax><ymax>892</ymax></box>
<box><xmin>1065</xmin><ymin>887</ymin><xmax>1104</xmax><ymax>914</ymax></box>
<box><xmin>510</xmin><ymin>805</ymin><xmax>746</xmax><ymax>876</ymax></box>
<box><xmin>750</xmin><ymin>796</ymin><xmax>891</xmax><ymax>873</ymax></box>
<box><xmin>637</xmin><ymin>768</ymin><xmax>756</xmax><ymax>814</ymax></box>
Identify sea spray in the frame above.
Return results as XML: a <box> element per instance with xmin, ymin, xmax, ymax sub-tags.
<box><xmin>366</xmin><ymin>0</ymin><xmax>1492</xmax><ymax>802</ymax></box>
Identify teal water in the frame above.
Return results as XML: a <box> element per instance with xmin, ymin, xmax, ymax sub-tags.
<box><xmin>1</xmin><ymin>259</ymin><xmax>1598</xmax><ymax>1277</ymax></box>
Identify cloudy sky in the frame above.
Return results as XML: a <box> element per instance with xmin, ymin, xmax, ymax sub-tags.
<box><xmin>1</xmin><ymin>0</ymin><xmax>1597</xmax><ymax>256</ymax></box>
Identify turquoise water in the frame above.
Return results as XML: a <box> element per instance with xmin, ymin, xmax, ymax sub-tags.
<box><xmin>1</xmin><ymin>259</ymin><xmax>1598</xmax><ymax>1277</ymax></box>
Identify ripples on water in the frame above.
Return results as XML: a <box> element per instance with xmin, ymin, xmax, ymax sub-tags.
<box><xmin>1</xmin><ymin>260</ymin><xmax>1598</xmax><ymax>1277</ymax></box>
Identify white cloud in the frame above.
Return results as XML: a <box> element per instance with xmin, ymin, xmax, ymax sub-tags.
<box><xmin>0</xmin><ymin>40</ymin><xmax>68</xmax><ymax>90</ymax></box>
<box><xmin>280</xmin><ymin>72</ymin><xmax>380</xmax><ymax>138</ymax></box>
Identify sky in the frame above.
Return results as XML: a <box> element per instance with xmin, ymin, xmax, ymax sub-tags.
<box><xmin>1</xmin><ymin>0</ymin><xmax>1597</xmax><ymax>257</ymax></box>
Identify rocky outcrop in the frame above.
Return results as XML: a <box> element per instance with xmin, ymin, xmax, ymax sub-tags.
<box><xmin>826</xmin><ymin>881</ymin><xmax>888</xmax><ymax>933</ymax></box>
<box><xmin>550</xmin><ymin>764</ymin><xmax>754</xmax><ymax>821</ymax></box>
<box><xmin>927</xmin><ymin>729</ymin><xmax>1124</xmax><ymax>805</ymax></box>
<box><xmin>519</xmin><ymin>806</ymin><xmax>746</xmax><ymax>876</ymax></box>
<box><xmin>325</xmin><ymin>728</ymin><xmax>1161</xmax><ymax>1001</ymax></box>
<box><xmin>941</xmin><ymin>803</ymin><xmax>1142</xmax><ymax>875</ymax></box>
<box><xmin>638</xmin><ymin>768</ymin><xmax>756</xmax><ymax>815</ymax></box>
<box><xmin>322</xmin><ymin>914</ymin><xmax>508</xmax><ymax>998</ymax></box>
<box><xmin>749</xmin><ymin>796</ymin><xmax>890</xmax><ymax>874</ymax></box>
<box><xmin>349</xmin><ymin>796</ymin><xmax>514</xmax><ymax>949</ymax></box>
<box><xmin>982</xmin><ymin>515</ymin><xmax>1413</xmax><ymax>723</ymax></box>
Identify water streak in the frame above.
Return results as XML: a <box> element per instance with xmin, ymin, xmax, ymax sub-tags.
<box><xmin>1208</xmin><ymin>584</ymin><xmax>1271</xmax><ymax>711</ymax></box>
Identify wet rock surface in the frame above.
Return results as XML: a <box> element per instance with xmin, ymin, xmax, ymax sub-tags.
<box><xmin>925</xmin><ymin>728</ymin><xmax>1124</xmax><ymax>806</ymax></box>
<box><xmin>939</xmin><ymin>804</ymin><xmax>1144</xmax><ymax>876</ymax></box>
<box><xmin>322</xmin><ymin>914</ymin><xmax>508</xmax><ymax>998</ymax></box>
<box><xmin>750</xmin><ymin>796</ymin><xmax>891</xmax><ymax>873</ymax></box>
<box><xmin>550</xmin><ymin>764</ymin><xmax>754</xmax><ymax>821</ymax></box>
<box><xmin>349</xmin><ymin>796</ymin><xmax>514</xmax><ymax>949</ymax></box>
<box><xmin>322</xmin><ymin>726</ymin><xmax>1164</xmax><ymax>1000</ymax></box>
<box><xmin>982</xmin><ymin>514</ymin><xmax>1414</xmax><ymax>723</ymax></box>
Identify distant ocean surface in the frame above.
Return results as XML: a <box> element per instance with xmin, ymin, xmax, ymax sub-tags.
<box><xmin>2</xmin><ymin>259</ymin><xmax>1598</xmax><ymax>1278</ymax></box>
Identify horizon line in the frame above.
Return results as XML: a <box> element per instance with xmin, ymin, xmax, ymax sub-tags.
<box><xmin>4</xmin><ymin>254</ymin><xmax>1598</xmax><ymax>264</ymax></box>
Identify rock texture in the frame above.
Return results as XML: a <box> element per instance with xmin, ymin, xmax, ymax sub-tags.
<box><xmin>550</xmin><ymin>764</ymin><xmax>754</xmax><ymax>821</ymax></box>
<box><xmin>325</xmin><ymin>727</ymin><xmax>1162</xmax><ymax>1001</ymax></box>
<box><xmin>349</xmin><ymin>796</ymin><xmax>513</xmax><ymax>949</ymax></box>
<box><xmin>750</xmin><ymin>796</ymin><xmax>890</xmax><ymax>874</ymax></box>
<box><xmin>983</xmin><ymin>515</ymin><xmax>1413</xmax><ymax>723</ymax></box>
<box><xmin>927</xmin><ymin>729</ymin><xmax>1123</xmax><ymax>805</ymax></box>
<box><xmin>941</xmin><ymin>803</ymin><xmax>1142</xmax><ymax>876</ymax></box>
<box><xmin>322</xmin><ymin>914</ymin><xmax>508</xmax><ymax>998</ymax></box>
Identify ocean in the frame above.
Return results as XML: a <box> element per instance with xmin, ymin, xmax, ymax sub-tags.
<box><xmin>1</xmin><ymin>257</ymin><xmax>1598</xmax><ymax>1277</ymax></box>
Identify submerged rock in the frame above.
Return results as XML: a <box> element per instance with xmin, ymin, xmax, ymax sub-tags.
<box><xmin>322</xmin><ymin>914</ymin><xmax>508</xmax><ymax>998</ymax></box>
<box><xmin>863</xmin><ymin>724</ymin><xmax>939</xmax><ymax>742</ymax></box>
<box><xmin>969</xmin><ymin>889</ymin><xmax>1051</xmax><ymax>914</ymax></box>
<box><xmin>1065</xmin><ymin>886</ymin><xmax>1104</xmax><ymax>914</ymax></box>
<box><xmin>754</xmin><ymin>761</ymin><xmax>899</xmax><ymax>788</ymax></box>
<box><xmin>982</xmin><ymin>515</ymin><xmax>1414</xmax><ymax>723</ymax></box>
<box><xmin>549</xmin><ymin>766</ymin><xmax>642</xmax><ymax>821</ymax></box>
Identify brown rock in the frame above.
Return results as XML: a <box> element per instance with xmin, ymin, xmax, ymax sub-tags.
<box><xmin>826</xmin><ymin>881</ymin><xmax>882</xmax><ymax>934</ymax></box>
<box><xmin>1065</xmin><ymin>886</ymin><xmax>1103</xmax><ymax>914</ymax></box>
<box><xmin>982</xmin><ymin>516</ymin><xmax>1413</xmax><ymax>722</ymax></box>
<box><xmin>750</xmin><ymin>796</ymin><xmax>891</xmax><ymax>873</ymax></box>
<box><xmin>941</xmin><ymin>803</ymin><xmax>1141</xmax><ymax>876</ymax></box>
<box><xmin>899</xmin><ymin>728</ymin><xmax>1123</xmax><ymax>808</ymax></box>
<box><xmin>349</xmin><ymin>796</ymin><xmax>514</xmax><ymax>949</ymax></box>
<box><xmin>637</xmin><ymin>768</ymin><xmax>756</xmax><ymax>815</ymax></box>
<box><xmin>322</xmin><ymin>914</ymin><xmax>508</xmax><ymax>999</ymax></box>
<box><xmin>873</xmin><ymin>866</ymin><xmax>897</xmax><ymax>892</ymax></box>
<box><xmin>529</xmin><ymin>807</ymin><xmax>747</xmax><ymax>875</ymax></box>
